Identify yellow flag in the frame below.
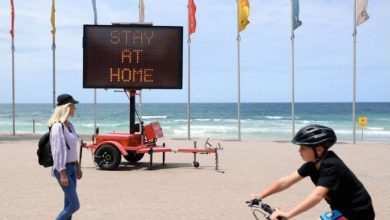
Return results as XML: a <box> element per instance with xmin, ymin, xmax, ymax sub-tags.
<box><xmin>51</xmin><ymin>0</ymin><xmax>56</xmax><ymax>38</ymax></box>
<box><xmin>238</xmin><ymin>0</ymin><xmax>250</xmax><ymax>32</ymax></box>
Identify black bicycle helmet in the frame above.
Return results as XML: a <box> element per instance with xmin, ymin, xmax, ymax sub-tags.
<box><xmin>292</xmin><ymin>124</ymin><xmax>337</xmax><ymax>149</ymax></box>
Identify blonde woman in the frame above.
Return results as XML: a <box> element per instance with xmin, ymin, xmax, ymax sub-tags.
<box><xmin>48</xmin><ymin>94</ymin><xmax>82</xmax><ymax>220</ymax></box>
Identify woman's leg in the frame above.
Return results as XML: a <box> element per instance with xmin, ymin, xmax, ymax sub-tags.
<box><xmin>54</xmin><ymin>164</ymin><xmax>80</xmax><ymax>220</ymax></box>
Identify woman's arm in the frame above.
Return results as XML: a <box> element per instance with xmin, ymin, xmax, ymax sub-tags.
<box><xmin>50</xmin><ymin>123</ymin><xmax>70</xmax><ymax>186</ymax></box>
<box><xmin>258</xmin><ymin>171</ymin><xmax>303</xmax><ymax>199</ymax></box>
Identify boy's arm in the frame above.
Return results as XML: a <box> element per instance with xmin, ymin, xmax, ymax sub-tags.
<box><xmin>258</xmin><ymin>171</ymin><xmax>303</xmax><ymax>199</ymax></box>
<box><xmin>282</xmin><ymin>186</ymin><xmax>329</xmax><ymax>219</ymax></box>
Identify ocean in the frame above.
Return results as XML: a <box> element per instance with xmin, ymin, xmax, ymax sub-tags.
<box><xmin>0</xmin><ymin>103</ymin><xmax>389</xmax><ymax>142</ymax></box>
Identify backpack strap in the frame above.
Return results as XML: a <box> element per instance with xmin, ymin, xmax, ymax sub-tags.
<box><xmin>61</xmin><ymin>123</ymin><xmax>71</xmax><ymax>150</ymax></box>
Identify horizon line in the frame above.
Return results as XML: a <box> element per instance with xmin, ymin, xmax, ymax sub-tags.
<box><xmin>1</xmin><ymin>101</ymin><xmax>389</xmax><ymax>105</ymax></box>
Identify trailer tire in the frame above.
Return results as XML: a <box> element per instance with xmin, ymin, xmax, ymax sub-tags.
<box><xmin>95</xmin><ymin>144</ymin><xmax>121</xmax><ymax>170</ymax></box>
<box><xmin>193</xmin><ymin>161</ymin><xmax>200</xmax><ymax>168</ymax></box>
<box><xmin>124</xmin><ymin>152</ymin><xmax>145</xmax><ymax>163</ymax></box>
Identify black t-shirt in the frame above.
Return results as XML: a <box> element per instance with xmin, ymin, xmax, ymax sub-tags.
<box><xmin>298</xmin><ymin>151</ymin><xmax>375</xmax><ymax>220</ymax></box>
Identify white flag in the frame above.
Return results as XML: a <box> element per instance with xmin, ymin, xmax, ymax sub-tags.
<box><xmin>356</xmin><ymin>0</ymin><xmax>369</xmax><ymax>26</ymax></box>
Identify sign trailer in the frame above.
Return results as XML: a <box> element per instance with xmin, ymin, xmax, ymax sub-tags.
<box><xmin>81</xmin><ymin>25</ymin><xmax>222</xmax><ymax>171</ymax></box>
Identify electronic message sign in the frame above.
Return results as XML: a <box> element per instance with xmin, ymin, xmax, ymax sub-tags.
<box><xmin>83</xmin><ymin>25</ymin><xmax>183</xmax><ymax>89</ymax></box>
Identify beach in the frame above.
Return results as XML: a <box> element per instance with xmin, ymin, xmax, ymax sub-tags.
<box><xmin>1</xmin><ymin>135</ymin><xmax>389</xmax><ymax>220</ymax></box>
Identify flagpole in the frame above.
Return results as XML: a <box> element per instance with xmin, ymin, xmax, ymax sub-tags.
<box><xmin>187</xmin><ymin>2</ymin><xmax>192</xmax><ymax>140</ymax></box>
<box><xmin>352</xmin><ymin>0</ymin><xmax>357</xmax><ymax>144</ymax></box>
<box><xmin>51</xmin><ymin>0</ymin><xmax>56</xmax><ymax>109</ymax></box>
<box><xmin>291</xmin><ymin>0</ymin><xmax>296</xmax><ymax>137</ymax></box>
<box><xmin>11</xmin><ymin>39</ymin><xmax>16</xmax><ymax>136</ymax></box>
<box><xmin>139</xmin><ymin>0</ymin><xmax>144</xmax><ymax>23</ymax></box>
<box><xmin>52</xmin><ymin>39</ymin><xmax>56</xmax><ymax>109</ymax></box>
<box><xmin>94</xmin><ymin>89</ymin><xmax>97</xmax><ymax>132</ymax></box>
<box><xmin>92</xmin><ymin>0</ymin><xmax>98</xmax><ymax>133</ymax></box>
<box><xmin>10</xmin><ymin>0</ymin><xmax>15</xmax><ymax>136</ymax></box>
<box><xmin>187</xmin><ymin>36</ymin><xmax>191</xmax><ymax>140</ymax></box>
<box><xmin>138</xmin><ymin>0</ymin><xmax>144</xmax><ymax>125</ymax></box>
<box><xmin>237</xmin><ymin>0</ymin><xmax>241</xmax><ymax>141</ymax></box>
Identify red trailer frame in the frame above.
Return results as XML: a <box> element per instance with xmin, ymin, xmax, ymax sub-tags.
<box><xmin>79</xmin><ymin>90</ymin><xmax>222</xmax><ymax>171</ymax></box>
<box><xmin>81</xmin><ymin>122</ymin><xmax>222</xmax><ymax>171</ymax></box>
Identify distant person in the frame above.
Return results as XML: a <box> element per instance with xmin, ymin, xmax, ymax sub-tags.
<box><xmin>250</xmin><ymin>124</ymin><xmax>375</xmax><ymax>220</ymax></box>
<box><xmin>47</xmin><ymin>94</ymin><xmax>82</xmax><ymax>220</ymax></box>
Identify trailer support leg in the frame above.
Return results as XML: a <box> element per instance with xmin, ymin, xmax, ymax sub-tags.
<box><xmin>162</xmin><ymin>143</ymin><xmax>166</xmax><ymax>165</ymax></box>
<box><xmin>215</xmin><ymin>149</ymin><xmax>219</xmax><ymax>171</ymax></box>
<box><xmin>192</xmin><ymin>141</ymin><xmax>199</xmax><ymax>168</ymax></box>
<box><xmin>148</xmin><ymin>148</ymin><xmax>154</xmax><ymax>169</ymax></box>
<box><xmin>193</xmin><ymin>152</ymin><xmax>197</xmax><ymax>164</ymax></box>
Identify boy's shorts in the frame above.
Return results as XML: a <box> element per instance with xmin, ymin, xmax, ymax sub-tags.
<box><xmin>320</xmin><ymin>210</ymin><xmax>348</xmax><ymax>220</ymax></box>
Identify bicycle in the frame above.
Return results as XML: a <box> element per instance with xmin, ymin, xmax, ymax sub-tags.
<box><xmin>246</xmin><ymin>198</ymin><xmax>288</xmax><ymax>220</ymax></box>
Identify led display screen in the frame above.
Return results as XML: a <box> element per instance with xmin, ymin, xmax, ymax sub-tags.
<box><xmin>83</xmin><ymin>25</ymin><xmax>183</xmax><ymax>89</ymax></box>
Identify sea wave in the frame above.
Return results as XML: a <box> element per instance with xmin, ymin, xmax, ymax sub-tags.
<box><xmin>332</xmin><ymin>128</ymin><xmax>390</xmax><ymax>136</ymax></box>
<box><xmin>195</xmin><ymin>119</ymin><xmax>211</xmax><ymax>122</ymax></box>
<box><xmin>142</xmin><ymin>115</ymin><xmax>168</xmax><ymax>119</ymax></box>
<box><xmin>242</xmin><ymin>127</ymin><xmax>291</xmax><ymax>133</ymax></box>
<box><xmin>367</xmin><ymin>127</ymin><xmax>384</xmax><ymax>131</ymax></box>
<box><xmin>168</xmin><ymin>118</ymin><xmax>254</xmax><ymax>124</ymax></box>
<box><xmin>265</xmin><ymin>116</ymin><xmax>284</xmax><ymax>120</ymax></box>
<box><xmin>171</xmin><ymin>124</ymin><xmax>294</xmax><ymax>135</ymax></box>
<box><xmin>299</xmin><ymin>120</ymin><xmax>332</xmax><ymax>125</ymax></box>
<box><xmin>88</xmin><ymin>123</ymin><xmax>127</xmax><ymax>127</ymax></box>
<box><xmin>376</xmin><ymin>118</ymin><xmax>390</xmax><ymax>122</ymax></box>
<box><xmin>177</xmin><ymin>125</ymin><xmax>236</xmax><ymax>133</ymax></box>
<box><xmin>173</xmin><ymin>119</ymin><xmax>188</xmax><ymax>122</ymax></box>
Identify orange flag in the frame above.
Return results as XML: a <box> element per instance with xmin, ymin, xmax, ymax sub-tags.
<box><xmin>10</xmin><ymin>0</ymin><xmax>15</xmax><ymax>39</ymax></box>
<box><xmin>238</xmin><ymin>0</ymin><xmax>250</xmax><ymax>32</ymax></box>
<box><xmin>188</xmin><ymin>0</ymin><xmax>196</xmax><ymax>35</ymax></box>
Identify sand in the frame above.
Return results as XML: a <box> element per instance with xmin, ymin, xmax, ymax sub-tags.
<box><xmin>1</xmin><ymin>134</ymin><xmax>389</xmax><ymax>220</ymax></box>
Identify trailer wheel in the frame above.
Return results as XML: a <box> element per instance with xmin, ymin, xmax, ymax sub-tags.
<box><xmin>193</xmin><ymin>161</ymin><xmax>200</xmax><ymax>168</ymax></box>
<box><xmin>124</xmin><ymin>152</ymin><xmax>145</xmax><ymax>163</ymax></box>
<box><xmin>95</xmin><ymin>144</ymin><xmax>121</xmax><ymax>170</ymax></box>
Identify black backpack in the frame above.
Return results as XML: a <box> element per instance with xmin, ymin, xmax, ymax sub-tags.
<box><xmin>37</xmin><ymin>124</ymin><xmax>70</xmax><ymax>167</ymax></box>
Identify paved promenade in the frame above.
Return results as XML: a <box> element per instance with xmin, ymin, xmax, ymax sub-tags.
<box><xmin>1</xmin><ymin>135</ymin><xmax>389</xmax><ymax>219</ymax></box>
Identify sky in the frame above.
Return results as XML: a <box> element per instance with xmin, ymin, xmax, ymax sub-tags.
<box><xmin>0</xmin><ymin>0</ymin><xmax>389</xmax><ymax>103</ymax></box>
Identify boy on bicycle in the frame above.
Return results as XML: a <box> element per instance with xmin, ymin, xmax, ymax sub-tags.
<box><xmin>251</xmin><ymin>124</ymin><xmax>375</xmax><ymax>220</ymax></box>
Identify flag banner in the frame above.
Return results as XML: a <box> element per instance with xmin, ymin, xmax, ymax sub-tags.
<box><xmin>292</xmin><ymin>0</ymin><xmax>302</xmax><ymax>30</ymax></box>
<box><xmin>238</xmin><ymin>0</ymin><xmax>250</xmax><ymax>32</ymax></box>
<box><xmin>356</xmin><ymin>0</ymin><xmax>369</xmax><ymax>26</ymax></box>
<box><xmin>92</xmin><ymin>0</ymin><xmax>98</xmax><ymax>24</ymax></box>
<box><xmin>139</xmin><ymin>0</ymin><xmax>145</xmax><ymax>23</ymax></box>
<box><xmin>51</xmin><ymin>0</ymin><xmax>56</xmax><ymax>38</ymax></box>
<box><xmin>189</xmin><ymin>0</ymin><xmax>197</xmax><ymax>35</ymax></box>
<box><xmin>10</xmin><ymin>0</ymin><xmax>15</xmax><ymax>39</ymax></box>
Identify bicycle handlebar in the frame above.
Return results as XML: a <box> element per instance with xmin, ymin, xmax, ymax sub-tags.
<box><xmin>246</xmin><ymin>199</ymin><xmax>288</xmax><ymax>220</ymax></box>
